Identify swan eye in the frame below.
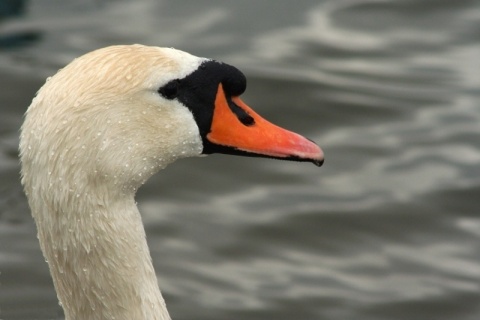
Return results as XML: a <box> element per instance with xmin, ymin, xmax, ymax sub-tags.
<box><xmin>158</xmin><ymin>80</ymin><xmax>179</xmax><ymax>100</ymax></box>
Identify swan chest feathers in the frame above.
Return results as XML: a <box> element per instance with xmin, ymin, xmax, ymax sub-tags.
<box><xmin>19</xmin><ymin>44</ymin><xmax>324</xmax><ymax>320</ymax></box>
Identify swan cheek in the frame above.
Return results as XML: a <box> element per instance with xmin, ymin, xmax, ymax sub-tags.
<box><xmin>147</xmin><ymin>103</ymin><xmax>204</xmax><ymax>163</ymax></box>
<box><xmin>120</xmin><ymin>104</ymin><xmax>204</xmax><ymax>186</ymax></box>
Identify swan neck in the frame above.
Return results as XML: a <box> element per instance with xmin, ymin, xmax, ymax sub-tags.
<box><xmin>33</xmin><ymin>189</ymin><xmax>171</xmax><ymax>320</ymax></box>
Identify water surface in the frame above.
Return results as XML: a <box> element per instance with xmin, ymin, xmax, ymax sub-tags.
<box><xmin>1</xmin><ymin>1</ymin><xmax>479</xmax><ymax>319</ymax></box>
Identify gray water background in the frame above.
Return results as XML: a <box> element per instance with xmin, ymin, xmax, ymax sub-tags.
<box><xmin>0</xmin><ymin>0</ymin><xmax>479</xmax><ymax>319</ymax></box>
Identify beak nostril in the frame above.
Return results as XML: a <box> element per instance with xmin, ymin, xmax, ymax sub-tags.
<box><xmin>228</xmin><ymin>99</ymin><xmax>255</xmax><ymax>126</ymax></box>
<box><xmin>239</xmin><ymin>113</ymin><xmax>255</xmax><ymax>126</ymax></box>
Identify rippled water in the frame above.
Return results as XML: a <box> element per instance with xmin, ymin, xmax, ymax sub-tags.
<box><xmin>1</xmin><ymin>0</ymin><xmax>479</xmax><ymax>319</ymax></box>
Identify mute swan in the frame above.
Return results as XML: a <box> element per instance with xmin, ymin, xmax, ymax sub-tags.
<box><xmin>19</xmin><ymin>44</ymin><xmax>324</xmax><ymax>320</ymax></box>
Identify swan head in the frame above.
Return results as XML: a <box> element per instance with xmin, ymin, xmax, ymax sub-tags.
<box><xmin>20</xmin><ymin>45</ymin><xmax>323</xmax><ymax>193</ymax></box>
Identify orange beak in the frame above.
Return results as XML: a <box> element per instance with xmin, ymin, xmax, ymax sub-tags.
<box><xmin>206</xmin><ymin>84</ymin><xmax>324</xmax><ymax>166</ymax></box>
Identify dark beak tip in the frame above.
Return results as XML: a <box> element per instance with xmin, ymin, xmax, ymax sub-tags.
<box><xmin>313</xmin><ymin>158</ymin><xmax>324</xmax><ymax>167</ymax></box>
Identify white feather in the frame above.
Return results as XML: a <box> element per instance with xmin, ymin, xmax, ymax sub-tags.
<box><xmin>20</xmin><ymin>45</ymin><xmax>207</xmax><ymax>320</ymax></box>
